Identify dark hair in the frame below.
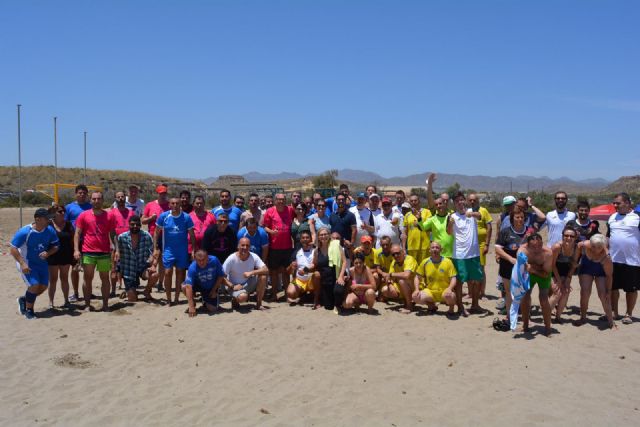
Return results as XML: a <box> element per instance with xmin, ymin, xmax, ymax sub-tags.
<box><xmin>249</xmin><ymin>193</ymin><xmax>259</xmax><ymax>199</ymax></box>
<box><xmin>220</xmin><ymin>189</ymin><xmax>231</xmax><ymax>197</ymax></box>
<box><xmin>129</xmin><ymin>215</ymin><xmax>141</xmax><ymax>224</ymax></box>
<box><xmin>615</xmin><ymin>192</ymin><xmax>631</xmax><ymax>203</ymax></box>
<box><xmin>395</xmin><ymin>190</ymin><xmax>405</xmax><ymax>196</ymax></box>
<box><xmin>217</xmin><ymin>213</ymin><xmax>229</xmax><ymax>220</ymax></box>
<box><xmin>234</xmin><ymin>195</ymin><xmax>244</xmax><ymax>201</ymax></box>
<box><xmin>299</xmin><ymin>229</ymin><xmax>312</xmax><ymax>238</ymax></box>
<box><xmin>246</xmin><ymin>217</ymin><xmax>258</xmax><ymax>226</ymax></box>
<box><xmin>295</xmin><ymin>202</ymin><xmax>307</xmax><ymax>213</ymax></box>
<box><xmin>509</xmin><ymin>206</ymin><xmax>526</xmax><ymax>225</ymax></box>
<box><xmin>576</xmin><ymin>200</ymin><xmax>590</xmax><ymax>210</ymax></box>
<box><xmin>526</xmin><ymin>232</ymin><xmax>542</xmax><ymax>243</ymax></box>
<box><xmin>179</xmin><ymin>190</ymin><xmax>191</xmax><ymax>198</ymax></box>
<box><xmin>193</xmin><ymin>195</ymin><xmax>205</xmax><ymax>204</ymax></box>
<box><xmin>562</xmin><ymin>225</ymin><xmax>578</xmax><ymax>236</ymax></box>
<box><xmin>454</xmin><ymin>191</ymin><xmax>465</xmax><ymax>201</ymax></box>
<box><xmin>554</xmin><ymin>191</ymin><xmax>567</xmax><ymax>198</ymax></box>
<box><xmin>354</xmin><ymin>252</ymin><xmax>366</xmax><ymax>262</ymax></box>
<box><xmin>339</xmin><ymin>184</ymin><xmax>349</xmax><ymax>190</ymax></box>
<box><xmin>75</xmin><ymin>184</ymin><xmax>88</xmax><ymax>193</ymax></box>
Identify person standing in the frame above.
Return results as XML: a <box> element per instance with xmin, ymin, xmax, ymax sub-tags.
<box><xmin>263</xmin><ymin>193</ymin><xmax>294</xmax><ymax>302</ymax></box>
<box><xmin>211</xmin><ymin>189</ymin><xmax>243</xmax><ymax>233</ymax></box>
<box><xmin>543</xmin><ymin>191</ymin><xmax>576</xmax><ymax>247</ymax></box>
<box><xmin>109</xmin><ymin>191</ymin><xmax>136</xmax><ymax>296</ymax></box>
<box><xmin>188</xmin><ymin>195</ymin><xmax>217</xmax><ymax>256</ymax></box>
<box><xmin>468</xmin><ymin>193</ymin><xmax>492</xmax><ymax>297</ymax></box>
<box><xmin>404</xmin><ymin>194</ymin><xmax>431</xmax><ymax>265</ymax></box>
<box><xmin>46</xmin><ymin>204</ymin><xmax>74</xmax><ymax>308</ymax></box>
<box><xmin>239</xmin><ymin>193</ymin><xmax>263</xmax><ymax>228</ymax></box>
<box><xmin>608</xmin><ymin>193</ymin><xmax>640</xmax><ymax>324</ymax></box>
<box><xmin>65</xmin><ymin>184</ymin><xmax>92</xmax><ymax>303</ymax></box>
<box><xmin>11</xmin><ymin>208</ymin><xmax>60</xmax><ymax>319</ymax></box>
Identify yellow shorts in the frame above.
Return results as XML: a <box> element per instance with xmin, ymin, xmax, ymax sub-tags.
<box><xmin>294</xmin><ymin>276</ymin><xmax>314</xmax><ymax>293</ymax></box>
<box><xmin>424</xmin><ymin>288</ymin><xmax>444</xmax><ymax>303</ymax></box>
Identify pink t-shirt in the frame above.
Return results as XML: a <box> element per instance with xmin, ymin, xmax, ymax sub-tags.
<box><xmin>189</xmin><ymin>210</ymin><xmax>216</xmax><ymax>253</ymax></box>
<box><xmin>109</xmin><ymin>207</ymin><xmax>135</xmax><ymax>236</ymax></box>
<box><xmin>76</xmin><ymin>209</ymin><xmax>116</xmax><ymax>253</ymax></box>
<box><xmin>143</xmin><ymin>200</ymin><xmax>169</xmax><ymax>236</ymax></box>
<box><xmin>262</xmin><ymin>206</ymin><xmax>294</xmax><ymax>250</ymax></box>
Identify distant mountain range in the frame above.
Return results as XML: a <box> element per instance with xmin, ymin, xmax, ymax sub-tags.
<box><xmin>204</xmin><ymin>169</ymin><xmax>611</xmax><ymax>193</ymax></box>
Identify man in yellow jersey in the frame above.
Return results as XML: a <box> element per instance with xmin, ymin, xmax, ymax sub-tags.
<box><xmin>468</xmin><ymin>193</ymin><xmax>492</xmax><ymax>298</ymax></box>
<box><xmin>380</xmin><ymin>244</ymin><xmax>417</xmax><ymax>313</ymax></box>
<box><xmin>404</xmin><ymin>194</ymin><xmax>432</xmax><ymax>264</ymax></box>
<box><xmin>354</xmin><ymin>236</ymin><xmax>377</xmax><ymax>268</ymax></box>
<box><xmin>373</xmin><ymin>236</ymin><xmax>394</xmax><ymax>295</ymax></box>
<box><xmin>413</xmin><ymin>241</ymin><xmax>457</xmax><ymax>315</ymax></box>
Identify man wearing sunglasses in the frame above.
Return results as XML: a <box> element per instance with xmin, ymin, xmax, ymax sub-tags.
<box><xmin>543</xmin><ymin>191</ymin><xmax>576</xmax><ymax>247</ymax></box>
<box><xmin>379</xmin><ymin>244</ymin><xmax>417</xmax><ymax>313</ymax></box>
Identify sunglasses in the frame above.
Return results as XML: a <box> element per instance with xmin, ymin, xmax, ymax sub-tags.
<box><xmin>218</xmin><ymin>220</ymin><xmax>228</xmax><ymax>223</ymax></box>
<box><xmin>391</xmin><ymin>252</ymin><xmax>401</xmax><ymax>256</ymax></box>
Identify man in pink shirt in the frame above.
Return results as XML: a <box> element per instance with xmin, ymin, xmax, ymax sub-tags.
<box><xmin>109</xmin><ymin>191</ymin><xmax>136</xmax><ymax>296</ymax></box>
<box><xmin>74</xmin><ymin>191</ymin><xmax>116</xmax><ymax>311</ymax></box>
<box><xmin>142</xmin><ymin>185</ymin><xmax>170</xmax><ymax>291</ymax></box>
<box><xmin>262</xmin><ymin>193</ymin><xmax>294</xmax><ymax>302</ymax></box>
<box><xmin>189</xmin><ymin>195</ymin><xmax>216</xmax><ymax>254</ymax></box>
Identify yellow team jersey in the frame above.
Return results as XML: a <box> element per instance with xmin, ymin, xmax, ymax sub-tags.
<box><xmin>374</xmin><ymin>247</ymin><xmax>394</xmax><ymax>272</ymax></box>
<box><xmin>475</xmin><ymin>206</ymin><xmax>493</xmax><ymax>245</ymax></box>
<box><xmin>404</xmin><ymin>208</ymin><xmax>432</xmax><ymax>251</ymax></box>
<box><xmin>416</xmin><ymin>257</ymin><xmax>457</xmax><ymax>292</ymax></box>
<box><xmin>389</xmin><ymin>255</ymin><xmax>418</xmax><ymax>276</ymax></box>
<box><xmin>355</xmin><ymin>248</ymin><xmax>377</xmax><ymax>269</ymax></box>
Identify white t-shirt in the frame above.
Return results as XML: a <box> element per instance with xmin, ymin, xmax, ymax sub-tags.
<box><xmin>294</xmin><ymin>247</ymin><xmax>314</xmax><ymax>281</ymax></box>
<box><xmin>222</xmin><ymin>252</ymin><xmax>266</xmax><ymax>284</ymax></box>
<box><xmin>608</xmin><ymin>212</ymin><xmax>640</xmax><ymax>266</ymax></box>
<box><xmin>374</xmin><ymin>211</ymin><xmax>403</xmax><ymax>248</ymax></box>
<box><xmin>111</xmin><ymin>197</ymin><xmax>145</xmax><ymax>216</ymax></box>
<box><xmin>544</xmin><ymin>209</ymin><xmax>576</xmax><ymax>247</ymax></box>
<box><xmin>349</xmin><ymin>206</ymin><xmax>374</xmax><ymax>247</ymax></box>
<box><xmin>451</xmin><ymin>211</ymin><xmax>480</xmax><ymax>259</ymax></box>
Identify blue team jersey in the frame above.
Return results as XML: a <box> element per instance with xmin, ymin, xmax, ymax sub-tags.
<box><xmin>11</xmin><ymin>224</ymin><xmax>60</xmax><ymax>269</ymax></box>
<box><xmin>184</xmin><ymin>256</ymin><xmax>224</xmax><ymax>291</ymax></box>
<box><xmin>65</xmin><ymin>202</ymin><xmax>92</xmax><ymax>227</ymax></box>
<box><xmin>157</xmin><ymin>211</ymin><xmax>194</xmax><ymax>253</ymax></box>
<box><xmin>211</xmin><ymin>206</ymin><xmax>243</xmax><ymax>233</ymax></box>
<box><xmin>237</xmin><ymin>227</ymin><xmax>269</xmax><ymax>258</ymax></box>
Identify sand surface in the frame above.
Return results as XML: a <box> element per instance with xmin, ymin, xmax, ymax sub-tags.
<box><xmin>1</xmin><ymin>207</ymin><xmax>639</xmax><ymax>426</ymax></box>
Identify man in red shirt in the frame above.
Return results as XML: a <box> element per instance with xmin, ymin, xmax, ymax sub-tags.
<box><xmin>142</xmin><ymin>185</ymin><xmax>170</xmax><ymax>291</ymax></box>
<box><xmin>74</xmin><ymin>191</ymin><xmax>116</xmax><ymax>311</ymax></box>
<box><xmin>262</xmin><ymin>193</ymin><xmax>294</xmax><ymax>302</ymax></box>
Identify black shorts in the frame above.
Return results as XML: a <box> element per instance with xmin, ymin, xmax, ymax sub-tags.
<box><xmin>498</xmin><ymin>259</ymin><xmax>514</xmax><ymax>280</ymax></box>
<box><xmin>612</xmin><ymin>262</ymin><xmax>640</xmax><ymax>292</ymax></box>
<box><xmin>268</xmin><ymin>248</ymin><xmax>292</xmax><ymax>270</ymax></box>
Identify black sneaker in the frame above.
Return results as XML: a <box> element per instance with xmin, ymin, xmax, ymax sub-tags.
<box><xmin>25</xmin><ymin>309</ymin><xmax>36</xmax><ymax>320</ymax></box>
<box><xmin>17</xmin><ymin>296</ymin><xmax>26</xmax><ymax>315</ymax></box>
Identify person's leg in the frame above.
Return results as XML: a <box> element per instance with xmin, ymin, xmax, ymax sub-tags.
<box><xmin>469</xmin><ymin>279</ymin><xmax>481</xmax><ymax>311</ymax></box>
<box><xmin>626</xmin><ymin>291</ymin><xmax>637</xmax><ymax>318</ymax></box>
<box><xmin>380</xmin><ymin>284</ymin><xmax>399</xmax><ymax>301</ymax></box>
<box><xmin>443</xmin><ymin>290</ymin><xmax>456</xmax><ymax>314</ymax></box>
<box><xmin>256</xmin><ymin>275</ymin><xmax>267</xmax><ymax>309</ymax></box>
<box><xmin>59</xmin><ymin>265</ymin><xmax>70</xmax><ymax>303</ymax></box>
<box><xmin>98</xmin><ymin>271</ymin><xmax>111</xmax><ymax>311</ymax></box>
<box><xmin>333</xmin><ymin>283</ymin><xmax>346</xmax><ymax>310</ymax></box>
<box><xmin>539</xmin><ymin>288</ymin><xmax>552</xmax><ymax>336</ymax></box>
<box><xmin>576</xmin><ymin>275</ymin><xmax>593</xmax><ymax>325</ymax></box>
<box><xmin>286</xmin><ymin>283</ymin><xmax>300</xmax><ymax>302</ymax></box>
<box><xmin>364</xmin><ymin>289</ymin><xmax>376</xmax><ymax>311</ymax></box>
<box><xmin>455</xmin><ymin>279</ymin><xmax>467</xmax><ymax>316</ymax></box>
<box><xmin>503</xmin><ymin>278</ymin><xmax>512</xmax><ymax>321</ymax></box>
<box><xmin>343</xmin><ymin>293</ymin><xmax>358</xmax><ymax>309</ymax></box>
<box><xmin>521</xmin><ymin>292</ymin><xmax>532</xmax><ymax>331</ymax></box>
<box><xmin>71</xmin><ymin>266</ymin><xmax>80</xmax><ymax>300</ymax></box>
<box><xmin>412</xmin><ymin>290</ymin><xmax>428</xmax><ymax>306</ymax></box>
<box><xmin>174</xmin><ymin>268</ymin><xmax>186</xmax><ymax>304</ymax></box>
<box><xmin>611</xmin><ymin>289</ymin><xmax>620</xmax><ymax>318</ymax></box>
<box><xmin>164</xmin><ymin>266</ymin><xmax>174</xmax><ymax>304</ymax></box>
<box><xmin>23</xmin><ymin>283</ymin><xmax>47</xmax><ymax>318</ymax></box>
<box><xmin>82</xmin><ymin>263</ymin><xmax>96</xmax><ymax>309</ymax></box>
<box><xmin>594</xmin><ymin>276</ymin><xmax>615</xmax><ymax>328</ymax></box>
<box><xmin>312</xmin><ymin>272</ymin><xmax>321</xmax><ymax>309</ymax></box>
<box><xmin>48</xmin><ymin>265</ymin><xmax>59</xmax><ymax>307</ymax></box>
<box><xmin>549</xmin><ymin>277</ymin><xmax>562</xmax><ymax>314</ymax></box>
<box><xmin>555</xmin><ymin>277</ymin><xmax>571</xmax><ymax>322</ymax></box>
<box><xmin>397</xmin><ymin>279</ymin><xmax>413</xmax><ymax>311</ymax></box>
<box><xmin>110</xmin><ymin>253</ymin><xmax>118</xmax><ymax>296</ymax></box>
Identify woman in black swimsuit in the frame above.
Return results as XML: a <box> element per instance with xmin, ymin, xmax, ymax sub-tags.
<box><xmin>47</xmin><ymin>204</ymin><xmax>75</xmax><ymax>308</ymax></box>
<box><xmin>549</xmin><ymin>226</ymin><xmax>580</xmax><ymax>323</ymax></box>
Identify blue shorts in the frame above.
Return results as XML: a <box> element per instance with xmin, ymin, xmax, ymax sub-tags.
<box><xmin>162</xmin><ymin>249</ymin><xmax>190</xmax><ymax>270</ymax></box>
<box><xmin>18</xmin><ymin>263</ymin><xmax>49</xmax><ymax>287</ymax></box>
<box><xmin>187</xmin><ymin>283</ymin><xmax>220</xmax><ymax>307</ymax></box>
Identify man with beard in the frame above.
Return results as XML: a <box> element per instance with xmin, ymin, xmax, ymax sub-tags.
<box><xmin>212</xmin><ymin>189</ymin><xmax>243</xmax><ymax>233</ymax></box>
<box><xmin>65</xmin><ymin>184</ymin><xmax>92</xmax><ymax>302</ymax></box>
<box><xmin>109</xmin><ymin>191</ymin><xmax>136</xmax><ymax>296</ymax></box>
<box><xmin>567</xmin><ymin>200</ymin><xmax>600</xmax><ymax>241</ymax></box>
<box><xmin>239</xmin><ymin>193</ymin><xmax>263</xmax><ymax>228</ymax></box>
<box><xmin>543</xmin><ymin>191</ymin><xmax>576</xmax><ymax>247</ymax></box>
<box><xmin>115</xmin><ymin>216</ymin><xmax>157</xmax><ymax>302</ymax></box>
<box><xmin>203</xmin><ymin>213</ymin><xmax>238</xmax><ymax>264</ymax></box>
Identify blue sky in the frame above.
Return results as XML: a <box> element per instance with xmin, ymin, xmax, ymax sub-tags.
<box><xmin>1</xmin><ymin>0</ymin><xmax>638</xmax><ymax>181</ymax></box>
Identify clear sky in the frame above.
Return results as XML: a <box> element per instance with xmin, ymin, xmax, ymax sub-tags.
<box><xmin>1</xmin><ymin>0</ymin><xmax>638</xmax><ymax>181</ymax></box>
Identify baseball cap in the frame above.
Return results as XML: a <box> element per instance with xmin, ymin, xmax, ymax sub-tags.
<box><xmin>360</xmin><ymin>235</ymin><xmax>373</xmax><ymax>244</ymax></box>
<box><xmin>156</xmin><ymin>185</ymin><xmax>168</xmax><ymax>194</ymax></box>
<box><xmin>369</xmin><ymin>193</ymin><xmax>380</xmax><ymax>200</ymax></box>
<box><xmin>502</xmin><ymin>196</ymin><xmax>517</xmax><ymax>206</ymax></box>
<box><xmin>357</xmin><ymin>192</ymin><xmax>366</xmax><ymax>199</ymax></box>
<box><xmin>401</xmin><ymin>202</ymin><xmax>411</xmax><ymax>209</ymax></box>
<box><xmin>382</xmin><ymin>197</ymin><xmax>392</xmax><ymax>204</ymax></box>
<box><xmin>34</xmin><ymin>208</ymin><xmax>50</xmax><ymax>219</ymax></box>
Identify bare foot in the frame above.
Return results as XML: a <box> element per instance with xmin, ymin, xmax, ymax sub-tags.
<box><xmin>399</xmin><ymin>307</ymin><xmax>412</xmax><ymax>314</ymax></box>
<box><xmin>312</xmin><ymin>304</ymin><xmax>321</xmax><ymax>310</ymax></box>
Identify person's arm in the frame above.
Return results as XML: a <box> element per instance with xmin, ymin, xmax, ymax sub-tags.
<box><xmin>364</xmin><ymin>266</ymin><xmax>376</xmax><ymax>291</ymax></box>
<box><xmin>9</xmin><ymin>246</ymin><xmax>30</xmax><ymax>274</ymax></box>
<box><xmin>188</xmin><ymin>228</ymin><xmax>197</xmax><ymax>255</ymax></box>
<box><xmin>426</xmin><ymin>173</ymin><xmax>436</xmax><ymax>210</ymax></box>
<box><xmin>141</xmin><ymin>206</ymin><xmax>155</xmax><ymax>225</ymax></box>
<box><xmin>466</xmin><ymin>211</ymin><xmax>482</xmax><ymax>220</ymax></box>
<box><xmin>527</xmin><ymin>197</ymin><xmax>545</xmax><ymax>222</ymax></box>
<box><xmin>494</xmin><ymin>245</ymin><xmax>515</xmax><ymax>265</ymax></box>
<box><xmin>446</xmin><ymin>214</ymin><xmax>454</xmax><ymax>235</ymax></box>
<box><xmin>153</xmin><ymin>226</ymin><xmax>162</xmax><ymax>257</ymax></box>
<box><xmin>74</xmin><ymin>225</ymin><xmax>83</xmax><ymax>261</ymax></box>
<box><xmin>446</xmin><ymin>275</ymin><xmax>457</xmax><ymax>294</ymax></box>
<box><xmin>309</xmin><ymin>217</ymin><xmax>317</xmax><ymax>246</ymax></box>
<box><xmin>184</xmin><ymin>284</ymin><xmax>197</xmax><ymax>317</ymax></box>
<box><xmin>336</xmin><ymin>247</ymin><xmax>347</xmax><ymax>285</ymax></box>
<box><xmin>494</xmin><ymin>216</ymin><xmax>502</xmax><ymax>244</ymax></box>
<box><xmin>484</xmin><ymin>220</ymin><xmax>492</xmax><ymax>256</ymax></box>
<box><xmin>603</xmin><ymin>256</ymin><xmax>613</xmax><ymax>292</ymax></box>
<box><xmin>390</xmin><ymin>268</ymin><xmax>413</xmax><ymax>281</ymax></box>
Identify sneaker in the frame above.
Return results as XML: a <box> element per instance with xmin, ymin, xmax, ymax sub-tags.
<box><xmin>17</xmin><ymin>296</ymin><xmax>26</xmax><ymax>315</ymax></box>
<box><xmin>156</xmin><ymin>283</ymin><xmax>164</xmax><ymax>293</ymax></box>
<box><xmin>495</xmin><ymin>298</ymin><xmax>506</xmax><ymax>310</ymax></box>
<box><xmin>68</xmin><ymin>294</ymin><xmax>78</xmax><ymax>303</ymax></box>
<box><xmin>25</xmin><ymin>309</ymin><xmax>36</xmax><ymax>320</ymax></box>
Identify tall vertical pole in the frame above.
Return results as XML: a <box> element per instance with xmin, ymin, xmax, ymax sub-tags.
<box><xmin>17</xmin><ymin>104</ymin><xmax>23</xmax><ymax>227</ymax></box>
<box><xmin>54</xmin><ymin>117</ymin><xmax>58</xmax><ymax>203</ymax></box>
<box><xmin>83</xmin><ymin>131</ymin><xmax>87</xmax><ymax>184</ymax></box>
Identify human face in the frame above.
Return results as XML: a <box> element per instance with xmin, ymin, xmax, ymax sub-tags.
<box><xmin>435</xmin><ymin>199</ymin><xmax>447</xmax><ymax>215</ymax></box>
<box><xmin>430</xmin><ymin>242</ymin><xmax>442</xmax><ymax>258</ymax></box>
<box><xmin>304</xmin><ymin>197</ymin><xmax>313</xmax><ymax>211</ymax></box>
<box><xmin>275</xmin><ymin>194</ymin><xmax>286</xmax><ymax>209</ymax></box>
<box><xmin>468</xmin><ymin>194</ymin><xmax>479</xmax><ymax>209</ymax></box>
<box><xmin>115</xmin><ymin>191</ymin><xmax>126</xmax><ymax>208</ymax></box>
<box><xmin>380</xmin><ymin>239</ymin><xmax>391</xmax><ymax>255</ymax></box>
<box><xmin>613</xmin><ymin>196</ymin><xmax>631</xmax><ymax>214</ymax></box>
<box><xmin>90</xmin><ymin>192</ymin><xmax>104</xmax><ymax>209</ymax></box>
<box><xmin>318</xmin><ymin>229</ymin><xmax>330</xmax><ymax>244</ymax></box>
<box><xmin>300</xmin><ymin>232</ymin><xmax>311</xmax><ymax>248</ymax></box>
<box><xmin>395</xmin><ymin>193</ymin><xmax>405</xmax><ymax>205</ymax></box>
<box><xmin>366</xmin><ymin>186</ymin><xmax>375</xmax><ymax>196</ymax></box>
<box><xmin>217</xmin><ymin>217</ymin><xmax>228</xmax><ymax>231</ymax></box>
<box><xmin>292</xmin><ymin>192</ymin><xmax>301</xmax><ymax>205</ymax></box>
<box><xmin>193</xmin><ymin>198</ymin><xmax>205</xmax><ymax>212</ymax></box>
<box><xmin>513</xmin><ymin>212</ymin><xmax>525</xmax><ymax>229</ymax></box>
<box><xmin>361</xmin><ymin>240</ymin><xmax>372</xmax><ymax>253</ymax></box>
<box><xmin>577</xmin><ymin>206</ymin><xmax>590</xmax><ymax>221</ymax></box>
<box><xmin>409</xmin><ymin>196</ymin><xmax>420</xmax><ymax>209</ymax></box>
<box><xmin>295</xmin><ymin>204</ymin><xmax>305</xmax><ymax>218</ymax></box>
<box><xmin>76</xmin><ymin>189</ymin><xmax>88</xmax><ymax>204</ymax></box>
<box><xmin>516</xmin><ymin>200</ymin><xmax>527</xmax><ymax>211</ymax></box>
<box><xmin>353</xmin><ymin>257</ymin><xmax>364</xmax><ymax>271</ymax></box>
<box><xmin>238</xmin><ymin>238</ymin><xmax>250</xmax><ymax>257</ymax></box>
<box><xmin>54</xmin><ymin>207</ymin><xmax>66</xmax><ymax>221</ymax></box>
<box><xmin>249</xmin><ymin>196</ymin><xmax>259</xmax><ymax>210</ymax></box>
<box><xmin>195</xmin><ymin>253</ymin><xmax>208</xmax><ymax>268</ymax></box>
<box><xmin>315</xmin><ymin>201</ymin><xmax>326</xmax><ymax>215</ymax></box>
<box><xmin>180</xmin><ymin>193</ymin><xmax>191</xmax><ymax>207</ymax></box>
<box><xmin>391</xmin><ymin>247</ymin><xmax>404</xmax><ymax>263</ymax></box>
<box><xmin>562</xmin><ymin>230</ymin><xmax>577</xmax><ymax>244</ymax></box>
<box><xmin>454</xmin><ymin>196</ymin><xmax>466</xmax><ymax>213</ymax></box>
<box><xmin>220</xmin><ymin>191</ymin><xmax>231</xmax><ymax>207</ymax></box>
<box><xmin>357</xmin><ymin>196</ymin><xmax>367</xmax><ymax>208</ymax></box>
<box><xmin>247</xmin><ymin>222</ymin><xmax>257</xmax><ymax>234</ymax></box>
<box><xmin>313</xmin><ymin>194</ymin><xmax>322</xmax><ymax>204</ymax></box>
<box><xmin>554</xmin><ymin>193</ymin><xmax>568</xmax><ymax>210</ymax></box>
<box><xmin>129</xmin><ymin>221</ymin><xmax>141</xmax><ymax>234</ymax></box>
<box><xmin>527</xmin><ymin>236</ymin><xmax>543</xmax><ymax>251</ymax></box>
<box><xmin>169</xmin><ymin>198</ymin><xmax>180</xmax><ymax>214</ymax></box>
<box><xmin>336</xmin><ymin>195</ymin><xmax>346</xmax><ymax>211</ymax></box>
<box><xmin>158</xmin><ymin>191</ymin><xmax>168</xmax><ymax>203</ymax></box>
<box><xmin>128</xmin><ymin>187</ymin><xmax>139</xmax><ymax>200</ymax></box>
<box><xmin>234</xmin><ymin>197</ymin><xmax>244</xmax><ymax>210</ymax></box>
<box><xmin>369</xmin><ymin>197</ymin><xmax>380</xmax><ymax>211</ymax></box>
<box><xmin>382</xmin><ymin>201</ymin><xmax>392</xmax><ymax>214</ymax></box>
<box><xmin>265</xmin><ymin>197</ymin><xmax>273</xmax><ymax>209</ymax></box>
<box><xmin>441</xmin><ymin>193</ymin><xmax>450</xmax><ymax>208</ymax></box>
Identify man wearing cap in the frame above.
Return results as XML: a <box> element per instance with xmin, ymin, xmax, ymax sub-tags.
<box><xmin>354</xmin><ymin>235</ymin><xmax>377</xmax><ymax>269</ymax></box>
<box><xmin>368</xmin><ymin>193</ymin><xmax>382</xmax><ymax>217</ymax></box>
<box><xmin>404</xmin><ymin>194</ymin><xmax>432</xmax><ymax>265</ymax></box>
<box><xmin>374</xmin><ymin>197</ymin><xmax>404</xmax><ymax>248</ymax></box>
<box><xmin>212</xmin><ymin>189</ymin><xmax>243</xmax><ymax>233</ymax></box>
<box><xmin>142</xmin><ymin>184</ymin><xmax>170</xmax><ymax>291</ymax></box>
<box><xmin>11</xmin><ymin>208</ymin><xmax>60</xmax><ymax>319</ymax></box>
<box><xmin>350</xmin><ymin>192</ymin><xmax>375</xmax><ymax>249</ymax></box>
<box><xmin>154</xmin><ymin>197</ymin><xmax>197</xmax><ymax>305</ymax></box>
<box><xmin>542</xmin><ymin>191</ymin><xmax>576</xmax><ymax>247</ymax></box>
<box><xmin>74</xmin><ymin>191</ymin><xmax>117</xmax><ymax>311</ymax></box>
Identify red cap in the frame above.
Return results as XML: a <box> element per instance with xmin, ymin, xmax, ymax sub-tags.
<box><xmin>360</xmin><ymin>235</ymin><xmax>373</xmax><ymax>244</ymax></box>
<box><xmin>382</xmin><ymin>197</ymin><xmax>392</xmax><ymax>204</ymax></box>
<box><xmin>155</xmin><ymin>185</ymin><xmax>168</xmax><ymax>194</ymax></box>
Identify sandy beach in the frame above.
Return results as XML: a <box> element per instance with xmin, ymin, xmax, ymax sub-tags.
<box><xmin>1</xmin><ymin>207</ymin><xmax>638</xmax><ymax>426</ymax></box>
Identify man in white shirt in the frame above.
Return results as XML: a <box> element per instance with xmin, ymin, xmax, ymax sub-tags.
<box><xmin>608</xmin><ymin>192</ymin><xmax>640</xmax><ymax>324</ymax></box>
<box><xmin>374</xmin><ymin>197</ymin><xmax>405</xmax><ymax>249</ymax></box>
<box><xmin>222</xmin><ymin>238</ymin><xmax>269</xmax><ymax>311</ymax></box>
<box><xmin>543</xmin><ymin>191</ymin><xmax>576</xmax><ymax>247</ymax></box>
<box><xmin>350</xmin><ymin>192</ymin><xmax>375</xmax><ymax>248</ymax></box>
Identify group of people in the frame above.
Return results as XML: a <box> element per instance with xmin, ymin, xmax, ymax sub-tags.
<box><xmin>10</xmin><ymin>174</ymin><xmax>640</xmax><ymax>336</ymax></box>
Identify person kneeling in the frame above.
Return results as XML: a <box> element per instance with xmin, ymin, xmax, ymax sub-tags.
<box><xmin>286</xmin><ymin>230</ymin><xmax>321</xmax><ymax>309</ymax></box>
<box><xmin>182</xmin><ymin>250</ymin><xmax>225</xmax><ymax>317</ymax></box>
<box><xmin>344</xmin><ymin>252</ymin><xmax>376</xmax><ymax>313</ymax></box>
<box><xmin>413</xmin><ymin>241</ymin><xmax>457</xmax><ymax>315</ymax></box>
<box><xmin>223</xmin><ymin>238</ymin><xmax>269</xmax><ymax>311</ymax></box>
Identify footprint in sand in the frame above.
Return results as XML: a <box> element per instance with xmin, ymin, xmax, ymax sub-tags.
<box><xmin>52</xmin><ymin>353</ymin><xmax>94</xmax><ymax>369</ymax></box>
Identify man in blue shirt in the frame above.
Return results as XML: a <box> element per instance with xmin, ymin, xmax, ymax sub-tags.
<box><xmin>154</xmin><ymin>198</ymin><xmax>196</xmax><ymax>306</ymax></box>
<box><xmin>65</xmin><ymin>184</ymin><xmax>92</xmax><ymax>302</ymax></box>
<box><xmin>211</xmin><ymin>189</ymin><xmax>243</xmax><ymax>233</ymax></box>
<box><xmin>237</xmin><ymin>217</ymin><xmax>269</xmax><ymax>262</ymax></box>
<box><xmin>10</xmin><ymin>208</ymin><xmax>60</xmax><ymax>319</ymax></box>
<box><xmin>182</xmin><ymin>250</ymin><xmax>226</xmax><ymax>317</ymax></box>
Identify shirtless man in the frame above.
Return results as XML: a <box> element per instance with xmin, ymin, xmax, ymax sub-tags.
<box><xmin>518</xmin><ymin>233</ymin><xmax>554</xmax><ymax>335</ymax></box>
